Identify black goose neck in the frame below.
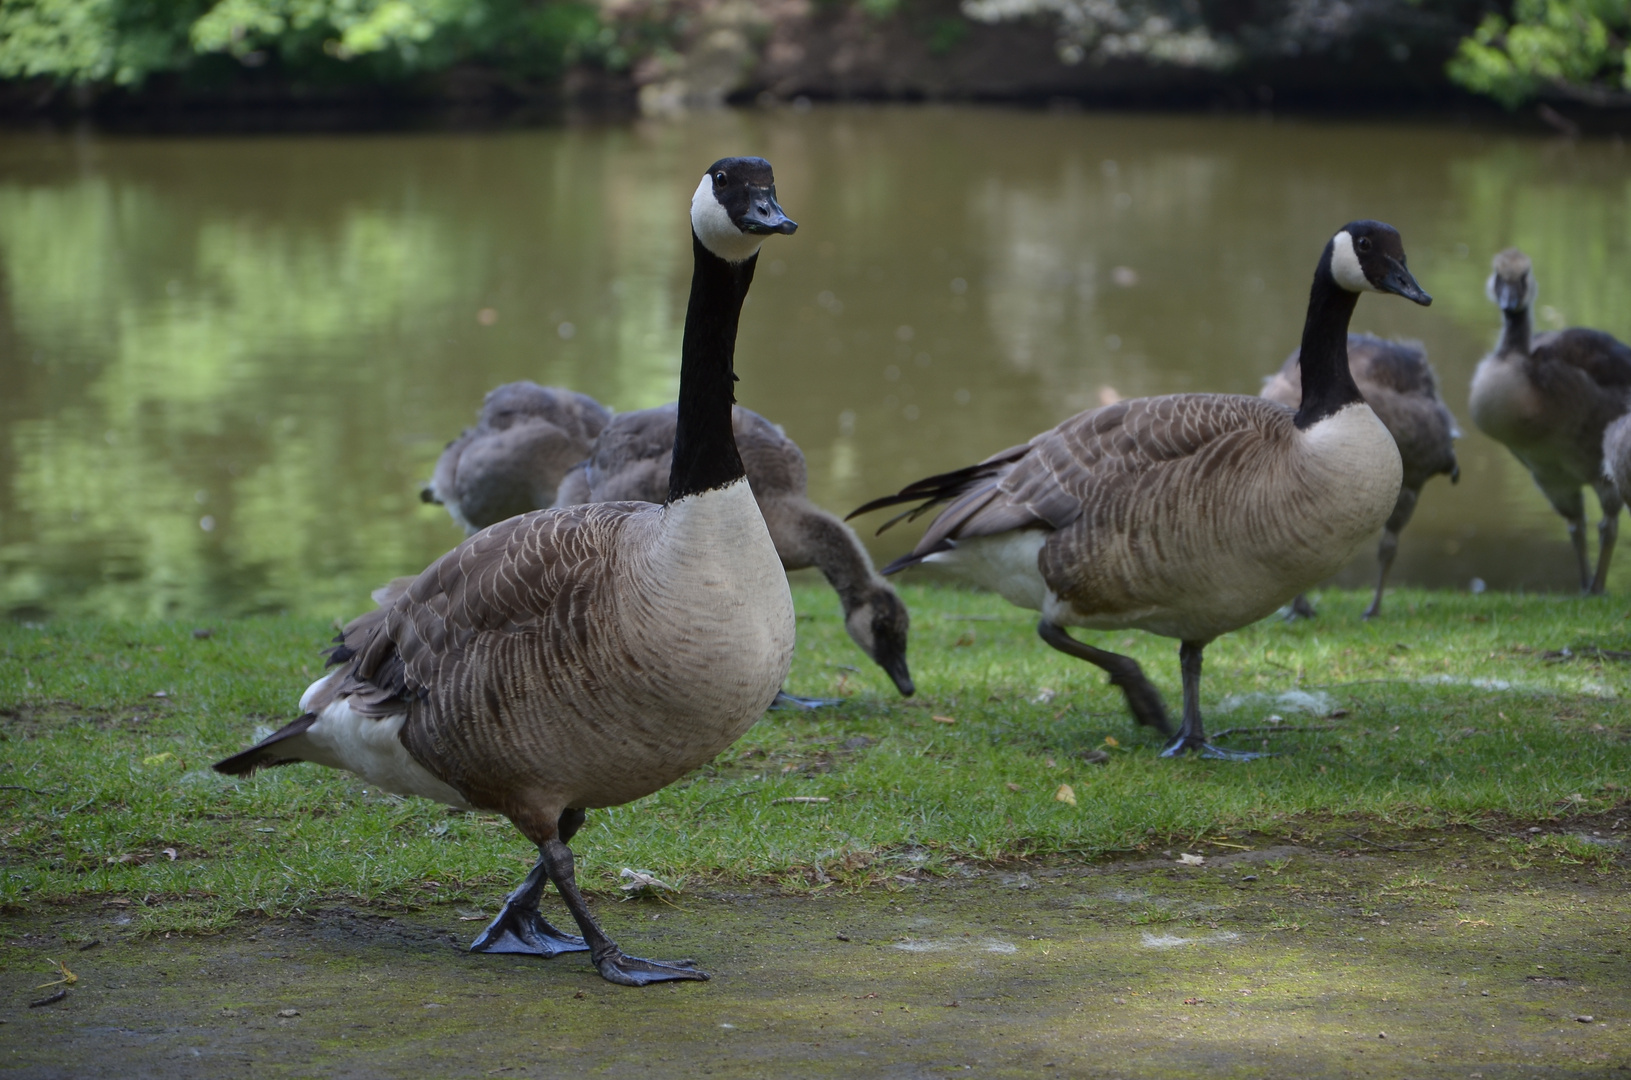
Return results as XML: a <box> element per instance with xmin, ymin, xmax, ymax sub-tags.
<box><xmin>1292</xmin><ymin>253</ymin><xmax>1365</xmax><ymax>431</ymax></box>
<box><xmin>1498</xmin><ymin>307</ymin><xmax>1532</xmax><ymax>358</ymax></box>
<box><xmin>669</xmin><ymin>233</ymin><xmax>757</xmax><ymax>502</ymax></box>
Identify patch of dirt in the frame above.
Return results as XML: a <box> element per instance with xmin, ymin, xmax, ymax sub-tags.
<box><xmin>3</xmin><ymin>842</ymin><xmax>1629</xmax><ymax>1078</ymax></box>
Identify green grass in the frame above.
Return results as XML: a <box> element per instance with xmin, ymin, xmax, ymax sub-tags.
<box><xmin>3</xmin><ymin>581</ymin><xmax>1629</xmax><ymax>932</ymax></box>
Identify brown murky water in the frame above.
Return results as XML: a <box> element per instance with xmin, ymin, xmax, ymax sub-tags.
<box><xmin>3</xmin><ymin>107</ymin><xmax>1629</xmax><ymax>619</ymax></box>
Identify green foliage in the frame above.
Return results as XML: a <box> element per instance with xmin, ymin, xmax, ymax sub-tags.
<box><xmin>0</xmin><ymin>0</ymin><xmax>605</xmax><ymax>85</ymax></box>
<box><xmin>1448</xmin><ymin>0</ymin><xmax>1631</xmax><ymax>107</ymax></box>
<box><xmin>0</xmin><ymin>0</ymin><xmax>206</xmax><ymax>84</ymax></box>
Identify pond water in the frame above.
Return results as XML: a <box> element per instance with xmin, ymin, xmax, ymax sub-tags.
<box><xmin>3</xmin><ymin>107</ymin><xmax>1630</xmax><ymax>620</ymax></box>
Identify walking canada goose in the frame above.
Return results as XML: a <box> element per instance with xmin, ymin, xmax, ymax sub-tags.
<box><xmin>555</xmin><ymin>403</ymin><xmax>914</xmax><ymax>698</ymax></box>
<box><xmin>1469</xmin><ymin>248</ymin><xmax>1631</xmax><ymax>594</ymax></box>
<box><xmin>1261</xmin><ymin>333</ymin><xmax>1460</xmax><ymax>619</ymax></box>
<box><xmin>422</xmin><ymin>383</ymin><xmax>611</xmax><ymax>534</ymax></box>
<box><xmin>851</xmin><ymin>221</ymin><xmax>1429</xmax><ymax>758</ymax></box>
<box><xmin>215</xmin><ymin>157</ymin><xmax>799</xmax><ymax>985</ymax></box>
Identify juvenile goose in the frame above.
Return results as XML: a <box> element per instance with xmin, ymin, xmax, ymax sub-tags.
<box><xmin>1605</xmin><ymin>412</ymin><xmax>1631</xmax><ymax>509</ymax></box>
<box><xmin>1261</xmin><ymin>333</ymin><xmax>1460</xmax><ymax>619</ymax></box>
<box><xmin>555</xmin><ymin>403</ymin><xmax>914</xmax><ymax>697</ymax></box>
<box><xmin>851</xmin><ymin>221</ymin><xmax>1429</xmax><ymax>757</ymax></box>
<box><xmin>422</xmin><ymin>383</ymin><xmax>611</xmax><ymax>534</ymax></box>
<box><xmin>215</xmin><ymin>157</ymin><xmax>799</xmax><ymax>986</ymax></box>
<box><xmin>1469</xmin><ymin>249</ymin><xmax>1631</xmax><ymax>594</ymax></box>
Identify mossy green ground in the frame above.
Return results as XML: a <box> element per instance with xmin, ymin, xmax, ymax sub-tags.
<box><xmin>3</xmin><ymin>582</ymin><xmax>1631</xmax><ymax>1075</ymax></box>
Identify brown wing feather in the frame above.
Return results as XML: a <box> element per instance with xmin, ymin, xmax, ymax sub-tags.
<box><xmin>313</xmin><ymin>503</ymin><xmax>648</xmax><ymax>807</ymax></box>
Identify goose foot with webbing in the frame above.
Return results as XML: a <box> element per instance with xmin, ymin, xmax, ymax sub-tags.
<box><xmin>1158</xmin><ymin>641</ymin><xmax>1264</xmax><ymax>761</ymax></box>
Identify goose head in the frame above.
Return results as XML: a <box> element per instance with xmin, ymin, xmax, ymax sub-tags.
<box><xmin>844</xmin><ymin>583</ymin><xmax>914</xmax><ymax>697</ymax></box>
<box><xmin>1326</xmin><ymin>220</ymin><xmax>1431</xmax><ymax>305</ymax></box>
<box><xmin>691</xmin><ymin>157</ymin><xmax>798</xmax><ymax>264</ymax></box>
<box><xmin>1486</xmin><ymin>248</ymin><xmax>1537</xmax><ymax>315</ymax></box>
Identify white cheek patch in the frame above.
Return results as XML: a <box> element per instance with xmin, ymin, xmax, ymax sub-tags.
<box><xmin>1330</xmin><ymin>231</ymin><xmax>1375</xmax><ymax>293</ymax></box>
<box><xmin>690</xmin><ymin>176</ymin><xmax>766</xmax><ymax>263</ymax></box>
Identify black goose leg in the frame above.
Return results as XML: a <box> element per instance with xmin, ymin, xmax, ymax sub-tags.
<box><xmin>1364</xmin><ymin>485</ymin><xmax>1418</xmax><ymax>620</ymax></box>
<box><xmin>1160</xmin><ymin>641</ymin><xmax>1262</xmax><ymax>761</ymax></box>
<box><xmin>1590</xmin><ymin>485</ymin><xmax>1621</xmax><ymax>597</ymax></box>
<box><xmin>1284</xmin><ymin>594</ymin><xmax>1318</xmax><ymax>621</ymax></box>
<box><xmin>1038</xmin><ymin>620</ymin><xmax>1174</xmax><ymax>737</ymax></box>
<box><xmin>470</xmin><ymin>809</ymin><xmax>589</xmax><ymax>957</ymax></box>
<box><xmin>1566</xmin><ymin>510</ymin><xmax>1593</xmax><ymax>593</ymax></box>
<box><xmin>537</xmin><ymin>836</ymin><xmax>708</xmax><ymax>987</ymax></box>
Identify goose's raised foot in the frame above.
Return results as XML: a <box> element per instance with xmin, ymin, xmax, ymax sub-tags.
<box><xmin>470</xmin><ymin>906</ymin><xmax>588</xmax><ymax>957</ymax></box>
<box><xmin>594</xmin><ymin>949</ymin><xmax>709</xmax><ymax>986</ymax></box>
<box><xmin>770</xmin><ymin>691</ymin><xmax>844</xmax><ymax>710</ymax></box>
<box><xmin>1160</xmin><ymin>736</ymin><xmax>1265</xmax><ymax>761</ymax></box>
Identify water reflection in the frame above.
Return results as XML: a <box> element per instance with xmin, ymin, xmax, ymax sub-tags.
<box><xmin>2</xmin><ymin>110</ymin><xmax>1628</xmax><ymax>619</ymax></box>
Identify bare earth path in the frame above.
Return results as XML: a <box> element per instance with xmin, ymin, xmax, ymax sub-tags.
<box><xmin>4</xmin><ymin>832</ymin><xmax>1629</xmax><ymax>1078</ymax></box>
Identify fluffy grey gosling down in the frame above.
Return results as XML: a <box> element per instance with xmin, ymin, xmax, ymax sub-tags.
<box><xmin>1603</xmin><ymin>412</ymin><xmax>1631</xmax><ymax>512</ymax></box>
<box><xmin>1469</xmin><ymin>248</ymin><xmax>1631</xmax><ymax>595</ymax></box>
<box><xmin>1261</xmin><ymin>333</ymin><xmax>1459</xmax><ymax>619</ymax></box>
<box><xmin>422</xmin><ymin>383</ymin><xmax>611</xmax><ymax>534</ymax></box>
<box><xmin>215</xmin><ymin>157</ymin><xmax>799</xmax><ymax>986</ymax></box>
<box><xmin>555</xmin><ymin>402</ymin><xmax>914</xmax><ymax>698</ymax></box>
<box><xmin>851</xmin><ymin>221</ymin><xmax>1429</xmax><ymax>758</ymax></box>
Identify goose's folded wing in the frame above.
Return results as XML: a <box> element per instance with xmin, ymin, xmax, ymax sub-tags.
<box><xmin>862</xmin><ymin>396</ymin><xmax>1286</xmax><ymax>568</ymax></box>
<box><xmin>1539</xmin><ymin>330</ymin><xmax>1631</xmax><ymax>390</ymax></box>
<box><xmin>320</xmin><ymin>503</ymin><xmax>640</xmax><ymax>717</ymax></box>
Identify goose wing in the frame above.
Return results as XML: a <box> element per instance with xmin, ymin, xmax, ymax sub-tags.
<box><xmin>315</xmin><ymin>502</ymin><xmax>647</xmax><ymax>798</ymax></box>
<box><xmin>857</xmin><ymin>396</ymin><xmax>1289</xmax><ymax>570</ymax></box>
<box><xmin>1533</xmin><ymin>329</ymin><xmax>1631</xmax><ymax>393</ymax></box>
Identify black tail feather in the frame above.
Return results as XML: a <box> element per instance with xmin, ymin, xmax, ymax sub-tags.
<box><xmin>213</xmin><ymin>714</ymin><xmax>317</xmax><ymax>777</ymax></box>
<box><xmin>847</xmin><ymin>446</ymin><xmax>1028</xmax><ymax>534</ymax></box>
<box><xmin>879</xmin><ymin>539</ymin><xmax>954</xmax><ymax>576</ymax></box>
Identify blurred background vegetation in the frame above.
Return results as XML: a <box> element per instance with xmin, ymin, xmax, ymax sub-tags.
<box><xmin>0</xmin><ymin>0</ymin><xmax>1628</xmax><ymax>121</ymax></box>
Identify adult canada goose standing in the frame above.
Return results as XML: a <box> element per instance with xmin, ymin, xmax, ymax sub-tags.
<box><xmin>422</xmin><ymin>383</ymin><xmax>611</xmax><ymax>535</ymax></box>
<box><xmin>851</xmin><ymin>221</ymin><xmax>1429</xmax><ymax>757</ymax></box>
<box><xmin>214</xmin><ymin>157</ymin><xmax>798</xmax><ymax>985</ymax></box>
<box><xmin>555</xmin><ymin>403</ymin><xmax>914</xmax><ymax>697</ymax></box>
<box><xmin>1469</xmin><ymin>249</ymin><xmax>1631</xmax><ymax>594</ymax></box>
<box><xmin>1261</xmin><ymin>333</ymin><xmax>1460</xmax><ymax>619</ymax></box>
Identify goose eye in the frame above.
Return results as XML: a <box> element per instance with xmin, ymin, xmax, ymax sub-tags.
<box><xmin>714</xmin><ymin>171</ymin><xmax>727</xmax><ymax>186</ymax></box>
<box><xmin>1356</xmin><ymin>236</ymin><xmax>1372</xmax><ymax>253</ymax></box>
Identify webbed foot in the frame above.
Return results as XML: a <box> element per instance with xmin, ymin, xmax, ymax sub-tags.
<box><xmin>1160</xmin><ymin>735</ymin><xmax>1265</xmax><ymax>761</ymax></box>
<box><xmin>771</xmin><ymin>691</ymin><xmax>844</xmax><ymax>710</ymax></box>
<box><xmin>594</xmin><ymin>949</ymin><xmax>709</xmax><ymax>986</ymax></box>
<box><xmin>1283</xmin><ymin>594</ymin><xmax>1318</xmax><ymax>622</ymax></box>
<box><xmin>470</xmin><ymin>905</ymin><xmax>588</xmax><ymax>957</ymax></box>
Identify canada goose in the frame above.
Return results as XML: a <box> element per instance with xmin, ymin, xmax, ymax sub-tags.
<box><xmin>214</xmin><ymin>157</ymin><xmax>799</xmax><ymax>985</ymax></box>
<box><xmin>555</xmin><ymin>403</ymin><xmax>914</xmax><ymax>697</ymax></box>
<box><xmin>1469</xmin><ymin>249</ymin><xmax>1631</xmax><ymax>595</ymax></box>
<box><xmin>851</xmin><ymin>221</ymin><xmax>1429</xmax><ymax>758</ymax></box>
<box><xmin>422</xmin><ymin>383</ymin><xmax>611</xmax><ymax>534</ymax></box>
<box><xmin>1605</xmin><ymin>412</ymin><xmax>1631</xmax><ymax>509</ymax></box>
<box><xmin>1261</xmin><ymin>334</ymin><xmax>1460</xmax><ymax>619</ymax></box>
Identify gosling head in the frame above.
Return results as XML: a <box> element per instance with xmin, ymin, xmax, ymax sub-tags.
<box><xmin>691</xmin><ymin>157</ymin><xmax>797</xmax><ymax>264</ymax></box>
<box><xmin>844</xmin><ymin>584</ymin><xmax>914</xmax><ymax>697</ymax></box>
<box><xmin>1486</xmin><ymin>248</ymin><xmax>1537</xmax><ymax>315</ymax></box>
<box><xmin>1326</xmin><ymin>220</ymin><xmax>1431</xmax><ymax>306</ymax></box>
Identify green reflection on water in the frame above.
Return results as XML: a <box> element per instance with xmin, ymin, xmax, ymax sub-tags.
<box><xmin>2</xmin><ymin>109</ymin><xmax>1629</xmax><ymax>620</ymax></box>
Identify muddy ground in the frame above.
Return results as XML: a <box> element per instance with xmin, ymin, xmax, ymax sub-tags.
<box><xmin>3</xmin><ymin>833</ymin><xmax>1629</xmax><ymax>1079</ymax></box>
